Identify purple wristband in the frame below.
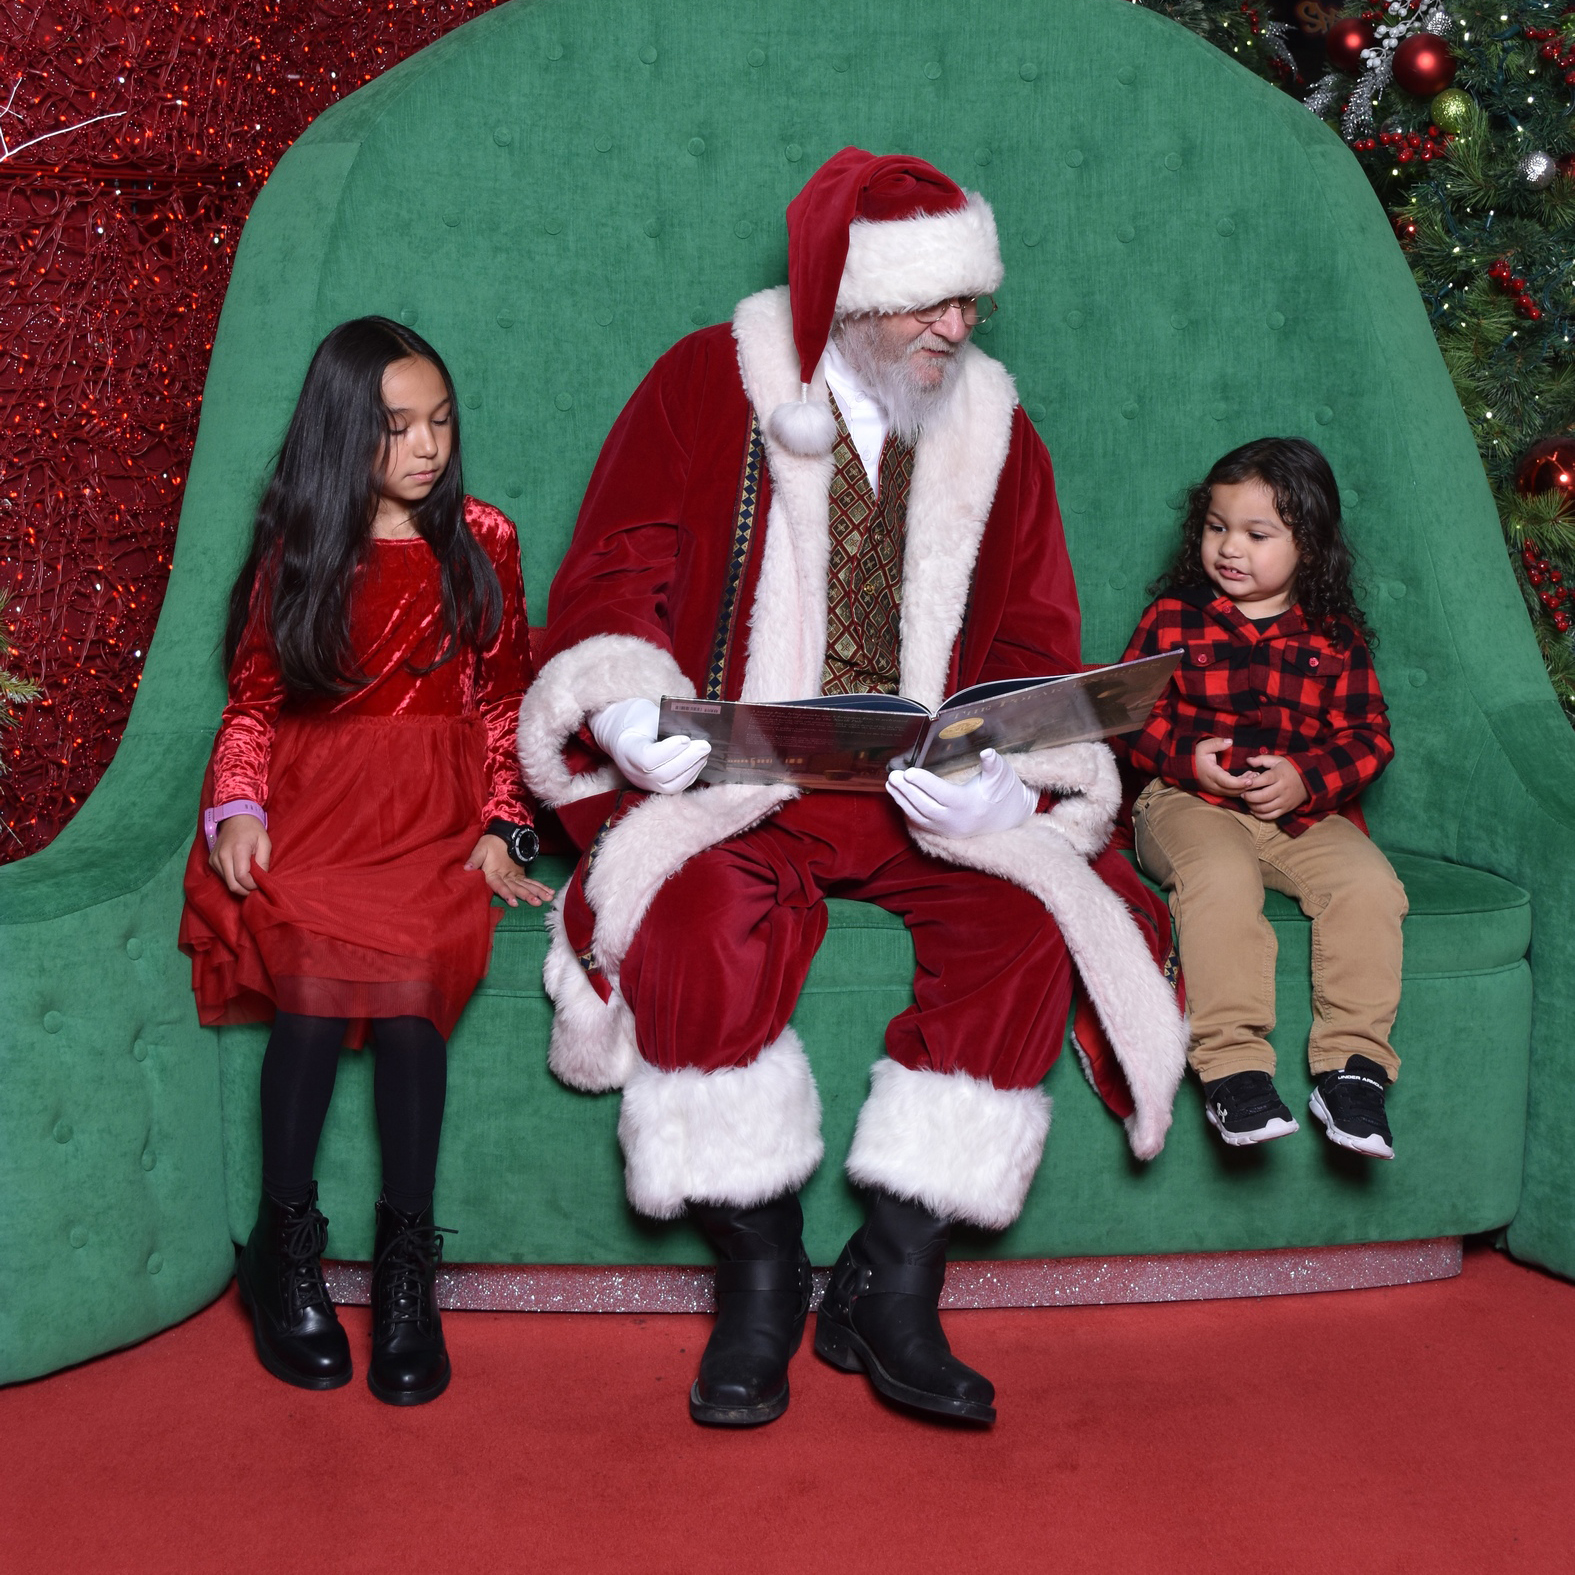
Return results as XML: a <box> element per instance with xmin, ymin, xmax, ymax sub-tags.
<box><xmin>203</xmin><ymin>799</ymin><xmax>268</xmax><ymax>850</ymax></box>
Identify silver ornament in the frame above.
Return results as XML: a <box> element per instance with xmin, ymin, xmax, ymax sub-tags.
<box><xmin>1519</xmin><ymin>151</ymin><xmax>1557</xmax><ymax>189</ymax></box>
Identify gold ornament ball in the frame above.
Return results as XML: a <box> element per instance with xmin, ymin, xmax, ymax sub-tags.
<box><xmin>1430</xmin><ymin>88</ymin><xmax>1473</xmax><ymax>135</ymax></box>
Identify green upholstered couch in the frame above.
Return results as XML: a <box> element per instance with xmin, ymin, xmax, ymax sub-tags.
<box><xmin>5</xmin><ymin>0</ymin><xmax>1574</xmax><ymax>1386</ymax></box>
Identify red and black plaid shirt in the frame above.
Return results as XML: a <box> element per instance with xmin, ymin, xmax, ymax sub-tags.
<box><xmin>1115</xmin><ymin>584</ymin><xmax>1393</xmax><ymax>837</ymax></box>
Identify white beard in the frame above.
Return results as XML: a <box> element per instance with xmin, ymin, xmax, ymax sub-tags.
<box><xmin>832</xmin><ymin>314</ymin><xmax>966</xmax><ymax>445</ymax></box>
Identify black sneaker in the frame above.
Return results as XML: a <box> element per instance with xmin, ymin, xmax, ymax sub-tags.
<box><xmin>1201</xmin><ymin>1070</ymin><xmax>1299</xmax><ymax>1146</ymax></box>
<box><xmin>1309</xmin><ymin>1055</ymin><xmax>1394</xmax><ymax>1159</ymax></box>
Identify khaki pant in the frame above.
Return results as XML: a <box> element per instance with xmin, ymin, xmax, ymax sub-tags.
<box><xmin>1132</xmin><ymin>781</ymin><xmax>1407</xmax><ymax>1084</ymax></box>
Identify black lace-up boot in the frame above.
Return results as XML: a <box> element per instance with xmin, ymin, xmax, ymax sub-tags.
<box><xmin>687</xmin><ymin>1193</ymin><xmax>813</xmax><ymax>1427</ymax></box>
<box><xmin>236</xmin><ymin>1185</ymin><xmax>352</xmax><ymax>1390</ymax></box>
<box><xmin>367</xmin><ymin>1195</ymin><xmax>451</xmax><ymax>1406</ymax></box>
<box><xmin>815</xmin><ymin>1190</ymin><xmax>996</xmax><ymax>1424</ymax></box>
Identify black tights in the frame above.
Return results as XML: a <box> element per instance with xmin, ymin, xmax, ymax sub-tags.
<box><xmin>259</xmin><ymin>1011</ymin><xmax>448</xmax><ymax>1216</ymax></box>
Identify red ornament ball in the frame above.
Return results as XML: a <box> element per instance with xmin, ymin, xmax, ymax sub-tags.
<box><xmin>1393</xmin><ymin>33</ymin><xmax>1457</xmax><ymax>96</ymax></box>
<box><xmin>1326</xmin><ymin>17</ymin><xmax>1377</xmax><ymax>73</ymax></box>
<box><xmin>1515</xmin><ymin>435</ymin><xmax>1575</xmax><ymax>503</ymax></box>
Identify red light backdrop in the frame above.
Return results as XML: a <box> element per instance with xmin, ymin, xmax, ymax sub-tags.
<box><xmin>0</xmin><ymin>0</ymin><xmax>503</xmax><ymax>861</ymax></box>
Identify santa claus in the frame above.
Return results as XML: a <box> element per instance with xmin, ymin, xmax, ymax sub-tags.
<box><xmin>518</xmin><ymin>148</ymin><xmax>1188</xmax><ymax>1428</ymax></box>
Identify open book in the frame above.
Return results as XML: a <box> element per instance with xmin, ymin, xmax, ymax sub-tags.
<box><xmin>657</xmin><ymin>650</ymin><xmax>1182</xmax><ymax>792</ymax></box>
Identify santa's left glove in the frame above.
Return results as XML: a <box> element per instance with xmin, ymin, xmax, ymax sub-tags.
<box><xmin>589</xmin><ymin>697</ymin><xmax>711</xmax><ymax>794</ymax></box>
<box><xmin>886</xmin><ymin>749</ymin><xmax>1036</xmax><ymax>838</ymax></box>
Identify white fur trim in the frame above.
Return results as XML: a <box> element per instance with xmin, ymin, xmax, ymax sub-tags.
<box><xmin>517</xmin><ymin>634</ymin><xmax>691</xmax><ymax>808</ymax></box>
<box><xmin>617</xmin><ymin>1030</ymin><xmax>825</xmax><ymax>1218</ymax></box>
<box><xmin>1010</xmin><ymin>742</ymin><xmax>1123</xmax><ymax>858</ymax></box>
<box><xmin>897</xmin><ymin>350</ymin><xmax>1018</xmax><ymax>710</ymax></box>
<box><xmin>836</xmin><ymin>195</ymin><xmax>1003</xmax><ymax>317</ymax></box>
<box><xmin>845</xmin><ymin>1060</ymin><xmax>1051</xmax><ymax>1229</ymax></box>
<box><xmin>908</xmin><ymin>810</ymin><xmax>1189</xmax><ymax>1162</ymax></box>
<box><xmin>768</xmin><ymin>393</ymin><xmax>838</xmax><ymax>457</ymax></box>
<box><xmin>734</xmin><ymin>289</ymin><xmax>835</xmax><ymax>701</ymax></box>
<box><xmin>541</xmin><ymin>897</ymin><xmax>641</xmax><ymax>1091</ymax></box>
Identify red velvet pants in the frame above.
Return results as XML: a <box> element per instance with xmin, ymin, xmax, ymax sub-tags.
<box><xmin>618</xmin><ymin>794</ymin><xmax>1072</xmax><ymax>1089</ymax></box>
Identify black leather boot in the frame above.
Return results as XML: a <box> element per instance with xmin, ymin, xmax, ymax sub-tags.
<box><xmin>235</xmin><ymin>1185</ymin><xmax>352</xmax><ymax>1390</ymax></box>
<box><xmin>367</xmin><ymin>1195</ymin><xmax>451</xmax><ymax>1406</ymax></box>
<box><xmin>688</xmin><ymin>1193</ymin><xmax>813</xmax><ymax>1427</ymax></box>
<box><xmin>815</xmin><ymin>1190</ymin><xmax>996</xmax><ymax>1424</ymax></box>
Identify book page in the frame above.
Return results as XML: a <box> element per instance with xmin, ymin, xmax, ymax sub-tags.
<box><xmin>661</xmin><ymin>697</ymin><xmax>928</xmax><ymax>790</ymax></box>
<box><xmin>914</xmin><ymin>651</ymin><xmax>1183</xmax><ymax>776</ymax></box>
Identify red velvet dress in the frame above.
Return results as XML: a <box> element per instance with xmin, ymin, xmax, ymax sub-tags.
<box><xmin>179</xmin><ymin>498</ymin><xmax>534</xmax><ymax>1045</ymax></box>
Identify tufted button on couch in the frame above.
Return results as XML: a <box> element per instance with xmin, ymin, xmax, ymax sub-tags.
<box><xmin>4</xmin><ymin>0</ymin><xmax>1573</xmax><ymax>1384</ymax></box>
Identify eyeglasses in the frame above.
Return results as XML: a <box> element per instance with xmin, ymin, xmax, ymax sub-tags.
<box><xmin>911</xmin><ymin>294</ymin><xmax>998</xmax><ymax>326</ymax></box>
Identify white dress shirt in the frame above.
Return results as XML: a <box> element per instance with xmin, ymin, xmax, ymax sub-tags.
<box><xmin>820</xmin><ymin>340</ymin><xmax>891</xmax><ymax>496</ymax></box>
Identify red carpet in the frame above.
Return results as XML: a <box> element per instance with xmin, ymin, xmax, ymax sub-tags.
<box><xmin>4</xmin><ymin>1241</ymin><xmax>1571</xmax><ymax>1574</ymax></box>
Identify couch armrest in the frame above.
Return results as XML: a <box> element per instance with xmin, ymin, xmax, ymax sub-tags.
<box><xmin>0</xmin><ymin>724</ymin><xmax>231</xmax><ymax>1384</ymax></box>
<box><xmin>1456</xmin><ymin>700</ymin><xmax>1575</xmax><ymax>1277</ymax></box>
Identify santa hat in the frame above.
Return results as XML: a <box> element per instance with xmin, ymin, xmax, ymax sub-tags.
<box><xmin>768</xmin><ymin>147</ymin><xmax>1004</xmax><ymax>456</ymax></box>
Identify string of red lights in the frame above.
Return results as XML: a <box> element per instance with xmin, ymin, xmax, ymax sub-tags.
<box><xmin>0</xmin><ymin>0</ymin><xmax>502</xmax><ymax>860</ymax></box>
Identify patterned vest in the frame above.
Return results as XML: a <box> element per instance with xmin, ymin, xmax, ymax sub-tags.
<box><xmin>820</xmin><ymin>401</ymin><xmax>915</xmax><ymax>696</ymax></box>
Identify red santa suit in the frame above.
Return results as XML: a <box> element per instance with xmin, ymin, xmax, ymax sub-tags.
<box><xmin>518</xmin><ymin>165</ymin><xmax>1187</xmax><ymax>1233</ymax></box>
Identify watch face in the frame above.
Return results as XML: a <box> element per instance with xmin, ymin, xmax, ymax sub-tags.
<box><xmin>509</xmin><ymin>826</ymin><xmax>539</xmax><ymax>867</ymax></box>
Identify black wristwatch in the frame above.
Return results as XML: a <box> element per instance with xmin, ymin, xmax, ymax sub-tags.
<box><xmin>486</xmin><ymin>818</ymin><xmax>540</xmax><ymax>869</ymax></box>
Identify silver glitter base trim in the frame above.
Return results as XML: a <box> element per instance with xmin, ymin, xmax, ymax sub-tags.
<box><xmin>323</xmin><ymin>1238</ymin><xmax>1461</xmax><ymax>1313</ymax></box>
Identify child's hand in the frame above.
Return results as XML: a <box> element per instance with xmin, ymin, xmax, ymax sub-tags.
<box><xmin>210</xmin><ymin>814</ymin><xmax>271</xmax><ymax>896</ymax></box>
<box><xmin>1240</xmin><ymin>755</ymin><xmax>1309</xmax><ymax>820</ymax></box>
<box><xmin>466</xmin><ymin>834</ymin><xmax>555</xmax><ymax>908</ymax></box>
<box><xmin>1193</xmin><ymin>737</ymin><xmax>1255</xmax><ymax>797</ymax></box>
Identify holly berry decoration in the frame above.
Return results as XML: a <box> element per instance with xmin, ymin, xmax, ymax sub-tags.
<box><xmin>1526</xmin><ymin>24</ymin><xmax>1575</xmax><ymax>88</ymax></box>
<box><xmin>1515</xmin><ymin>436</ymin><xmax>1575</xmax><ymax>503</ymax></box>
<box><xmin>1520</xmin><ymin>538</ymin><xmax>1573</xmax><ymax>635</ymax></box>
<box><xmin>1392</xmin><ymin>32</ymin><xmax>1457</xmax><ymax>96</ymax></box>
<box><xmin>1353</xmin><ymin>125</ymin><xmax>1452</xmax><ymax>165</ymax></box>
<box><xmin>1429</xmin><ymin>87</ymin><xmax>1473</xmax><ymax>136</ymax></box>
<box><xmin>1487</xmin><ymin>257</ymin><xmax>1543</xmax><ymax>321</ymax></box>
<box><xmin>1325</xmin><ymin>16</ymin><xmax>1377</xmax><ymax>73</ymax></box>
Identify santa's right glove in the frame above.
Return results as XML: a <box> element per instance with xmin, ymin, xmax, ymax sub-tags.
<box><xmin>588</xmin><ymin>697</ymin><xmax>711</xmax><ymax>794</ymax></box>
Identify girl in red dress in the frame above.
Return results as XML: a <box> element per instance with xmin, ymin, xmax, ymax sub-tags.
<box><xmin>180</xmin><ymin>317</ymin><xmax>552</xmax><ymax>1404</ymax></box>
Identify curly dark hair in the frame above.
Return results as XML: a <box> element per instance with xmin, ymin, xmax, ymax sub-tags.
<box><xmin>1153</xmin><ymin>436</ymin><xmax>1375</xmax><ymax>647</ymax></box>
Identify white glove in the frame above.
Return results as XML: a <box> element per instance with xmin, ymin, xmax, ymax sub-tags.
<box><xmin>886</xmin><ymin>749</ymin><xmax>1037</xmax><ymax>838</ymax></box>
<box><xmin>588</xmin><ymin>697</ymin><xmax>711</xmax><ymax>794</ymax></box>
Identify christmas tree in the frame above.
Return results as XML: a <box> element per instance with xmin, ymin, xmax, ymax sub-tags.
<box><xmin>1137</xmin><ymin>0</ymin><xmax>1575</xmax><ymax>720</ymax></box>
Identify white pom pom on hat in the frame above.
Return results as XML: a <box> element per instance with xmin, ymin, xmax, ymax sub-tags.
<box><xmin>768</xmin><ymin>384</ymin><xmax>841</xmax><ymax>455</ymax></box>
<box><xmin>767</xmin><ymin>146</ymin><xmax>1004</xmax><ymax>457</ymax></box>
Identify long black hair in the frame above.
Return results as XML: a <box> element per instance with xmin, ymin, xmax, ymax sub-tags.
<box><xmin>1153</xmin><ymin>436</ymin><xmax>1375</xmax><ymax>645</ymax></box>
<box><xmin>223</xmin><ymin>316</ymin><xmax>502</xmax><ymax>693</ymax></box>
